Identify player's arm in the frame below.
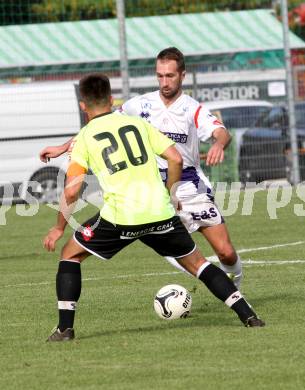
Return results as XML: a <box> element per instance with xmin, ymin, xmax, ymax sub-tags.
<box><xmin>39</xmin><ymin>138</ymin><xmax>74</xmax><ymax>163</ymax></box>
<box><xmin>160</xmin><ymin>145</ymin><xmax>183</xmax><ymax>193</ymax></box>
<box><xmin>206</xmin><ymin>127</ymin><xmax>231</xmax><ymax>166</ymax></box>
<box><xmin>195</xmin><ymin>105</ymin><xmax>231</xmax><ymax>166</ymax></box>
<box><xmin>43</xmin><ymin>162</ymin><xmax>87</xmax><ymax>252</ymax></box>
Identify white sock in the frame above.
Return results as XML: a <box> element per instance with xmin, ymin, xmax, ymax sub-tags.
<box><xmin>219</xmin><ymin>254</ymin><xmax>243</xmax><ymax>289</ymax></box>
<box><xmin>164</xmin><ymin>256</ymin><xmax>193</xmax><ymax>276</ymax></box>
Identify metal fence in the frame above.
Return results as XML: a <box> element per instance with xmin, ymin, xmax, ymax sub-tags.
<box><xmin>0</xmin><ymin>0</ymin><xmax>305</xmax><ymax>203</ymax></box>
<box><xmin>2</xmin><ymin>65</ymin><xmax>305</xmax><ymax>202</ymax></box>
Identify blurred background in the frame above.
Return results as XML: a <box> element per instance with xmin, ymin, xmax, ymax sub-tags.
<box><xmin>0</xmin><ymin>0</ymin><xmax>305</xmax><ymax>203</ymax></box>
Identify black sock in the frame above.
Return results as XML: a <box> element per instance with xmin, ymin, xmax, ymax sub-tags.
<box><xmin>56</xmin><ymin>260</ymin><xmax>81</xmax><ymax>332</ymax></box>
<box><xmin>198</xmin><ymin>263</ymin><xmax>256</xmax><ymax>324</ymax></box>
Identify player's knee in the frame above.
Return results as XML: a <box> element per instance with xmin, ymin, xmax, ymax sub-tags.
<box><xmin>60</xmin><ymin>246</ymin><xmax>81</xmax><ymax>262</ymax></box>
<box><xmin>60</xmin><ymin>238</ymin><xmax>88</xmax><ymax>262</ymax></box>
<box><xmin>217</xmin><ymin>246</ymin><xmax>237</xmax><ymax>265</ymax></box>
<box><xmin>60</xmin><ymin>243</ymin><xmax>72</xmax><ymax>259</ymax></box>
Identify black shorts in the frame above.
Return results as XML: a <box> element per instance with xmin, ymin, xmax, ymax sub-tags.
<box><xmin>74</xmin><ymin>214</ymin><xmax>196</xmax><ymax>260</ymax></box>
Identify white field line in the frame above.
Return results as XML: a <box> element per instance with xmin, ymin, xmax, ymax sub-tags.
<box><xmin>206</xmin><ymin>240</ymin><xmax>305</xmax><ymax>262</ymax></box>
<box><xmin>2</xmin><ymin>271</ymin><xmax>182</xmax><ymax>289</ymax></box>
<box><xmin>242</xmin><ymin>259</ymin><xmax>305</xmax><ymax>265</ymax></box>
<box><xmin>2</xmin><ymin>241</ymin><xmax>305</xmax><ymax>289</ymax></box>
<box><xmin>238</xmin><ymin>240</ymin><xmax>305</xmax><ymax>253</ymax></box>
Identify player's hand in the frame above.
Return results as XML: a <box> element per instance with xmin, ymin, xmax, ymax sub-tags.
<box><xmin>43</xmin><ymin>226</ymin><xmax>64</xmax><ymax>252</ymax></box>
<box><xmin>39</xmin><ymin>145</ymin><xmax>65</xmax><ymax>163</ymax></box>
<box><xmin>205</xmin><ymin>142</ymin><xmax>225</xmax><ymax>166</ymax></box>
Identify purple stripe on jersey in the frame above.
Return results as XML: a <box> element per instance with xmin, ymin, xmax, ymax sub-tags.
<box><xmin>160</xmin><ymin>167</ymin><xmax>212</xmax><ymax>192</ymax></box>
<box><xmin>163</xmin><ymin>132</ymin><xmax>188</xmax><ymax>144</ymax></box>
<box><xmin>180</xmin><ymin>167</ymin><xmax>200</xmax><ymax>187</ymax></box>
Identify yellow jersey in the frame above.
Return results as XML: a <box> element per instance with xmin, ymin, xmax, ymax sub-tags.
<box><xmin>71</xmin><ymin>112</ymin><xmax>175</xmax><ymax>225</ymax></box>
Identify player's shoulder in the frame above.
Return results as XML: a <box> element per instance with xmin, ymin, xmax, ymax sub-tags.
<box><xmin>179</xmin><ymin>93</ymin><xmax>204</xmax><ymax>121</ymax></box>
<box><xmin>180</xmin><ymin>93</ymin><xmax>201</xmax><ymax>112</ymax></box>
<box><xmin>77</xmin><ymin>123</ymin><xmax>90</xmax><ymax>138</ymax></box>
<box><xmin>116</xmin><ymin>111</ymin><xmax>150</xmax><ymax>128</ymax></box>
<box><xmin>121</xmin><ymin>91</ymin><xmax>159</xmax><ymax>117</ymax></box>
<box><xmin>181</xmin><ymin>93</ymin><xmax>198</xmax><ymax>104</ymax></box>
<box><xmin>124</xmin><ymin>91</ymin><xmax>158</xmax><ymax>107</ymax></box>
<box><xmin>136</xmin><ymin>90</ymin><xmax>159</xmax><ymax>101</ymax></box>
<box><xmin>185</xmin><ymin>97</ymin><xmax>215</xmax><ymax>119</ymax></box>
<box><xmin>180</xmin><ymin>95</ymin><xmax>218</xmax><ymax>129</ymax></box>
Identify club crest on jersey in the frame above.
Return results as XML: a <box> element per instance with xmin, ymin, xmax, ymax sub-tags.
<box><xmin>140</xmin><ymin>111</ymin><xmax>151</xmax><ymax>121</ymax></box>
<box><xmin>81</xmin><ymin>225</ymin><xmax>94</xmax><ymax>241</ymax></box>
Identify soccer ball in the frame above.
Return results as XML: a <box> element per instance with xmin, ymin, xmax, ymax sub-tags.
<box><xmin>153</xmin><ymin>284</ymin><xmax>192</xmax><ymax>320</ymax></box>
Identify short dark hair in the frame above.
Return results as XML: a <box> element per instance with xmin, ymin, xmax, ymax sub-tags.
<box><xmin>79</xmin><ymin>73</ymin><xmax>111</xmax><ymax>107</ymax></box>
<box><xmin>156</xmin><ymin>47</ymin><xmax>185</xmax><ymax>72</ymax></box>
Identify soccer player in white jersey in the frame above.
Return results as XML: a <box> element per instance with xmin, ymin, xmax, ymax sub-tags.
<box><xmin>120</xmin><ymin>47</ymin><xmax>242</xmax><ymax>286</ymax></box>
<box><xmin>40</xmin><ymin>48</ymin><xmax>242</xmax><ymax>288</ymax></box>
<box><xmin>43</xmin><ymin>73</ymin><xmax>264</xmax><ymax>341</ymax></box>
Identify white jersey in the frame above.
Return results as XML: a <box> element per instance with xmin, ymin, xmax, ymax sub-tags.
<box><xmin>121</xmin><ymin>91</ymin><xmax>224</xmax><ymax>188</ymax></box>
<box><xmin>121</xmin><ymin>91</ymin><xmax>226</xmax><ymax>232</ymax></box>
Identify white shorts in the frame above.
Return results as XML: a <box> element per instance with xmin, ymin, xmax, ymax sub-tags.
<box><xmin>161</xmin><ymin>167</ymin><xmax>224</xmax><ymax>234</ymax></box>
<box><xmin>177</xmin><ymin>192</ymin><xmax>223</xmax><ymax>234</ymax></box>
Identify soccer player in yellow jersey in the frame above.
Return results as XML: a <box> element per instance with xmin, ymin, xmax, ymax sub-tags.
<box><xmin>43</xmin><ymin>74</ymin><xmax>264</xmax><ymax>341</ymax></box>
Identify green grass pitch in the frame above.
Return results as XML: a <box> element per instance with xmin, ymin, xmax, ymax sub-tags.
<box><xmin>0</xmin><ymin>190</ymin><xmax>304</xmax><ymax>390</ymax></box>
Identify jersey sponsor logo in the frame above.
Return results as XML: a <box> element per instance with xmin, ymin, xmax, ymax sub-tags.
<box><xmin>81</xmin><ymin>225</ymin><xmax>95</xmax><ymax>241</ymax></box>
<box><xmin>164</xmin><ymin>132</ymin><xmax>188</xmax><ymax>144</ymax></box>
<box><xmin>155</xmin><ymin>221</ymin><xmax>173</xmax><ymax>231</ymax></box>
<box><xmin>121</xmin><ymin>226</ymin><xmax>155</xmax><ymax>238</ymax></box>
<box><xmin>120</xmin><ymin>221</ymin><xmax>173</xmax><ymax>239</ymax></box>
<box><xmin>191</xmin><ymin>207</ymin><xmax>218</xmax><ymax>221</ymax></box>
